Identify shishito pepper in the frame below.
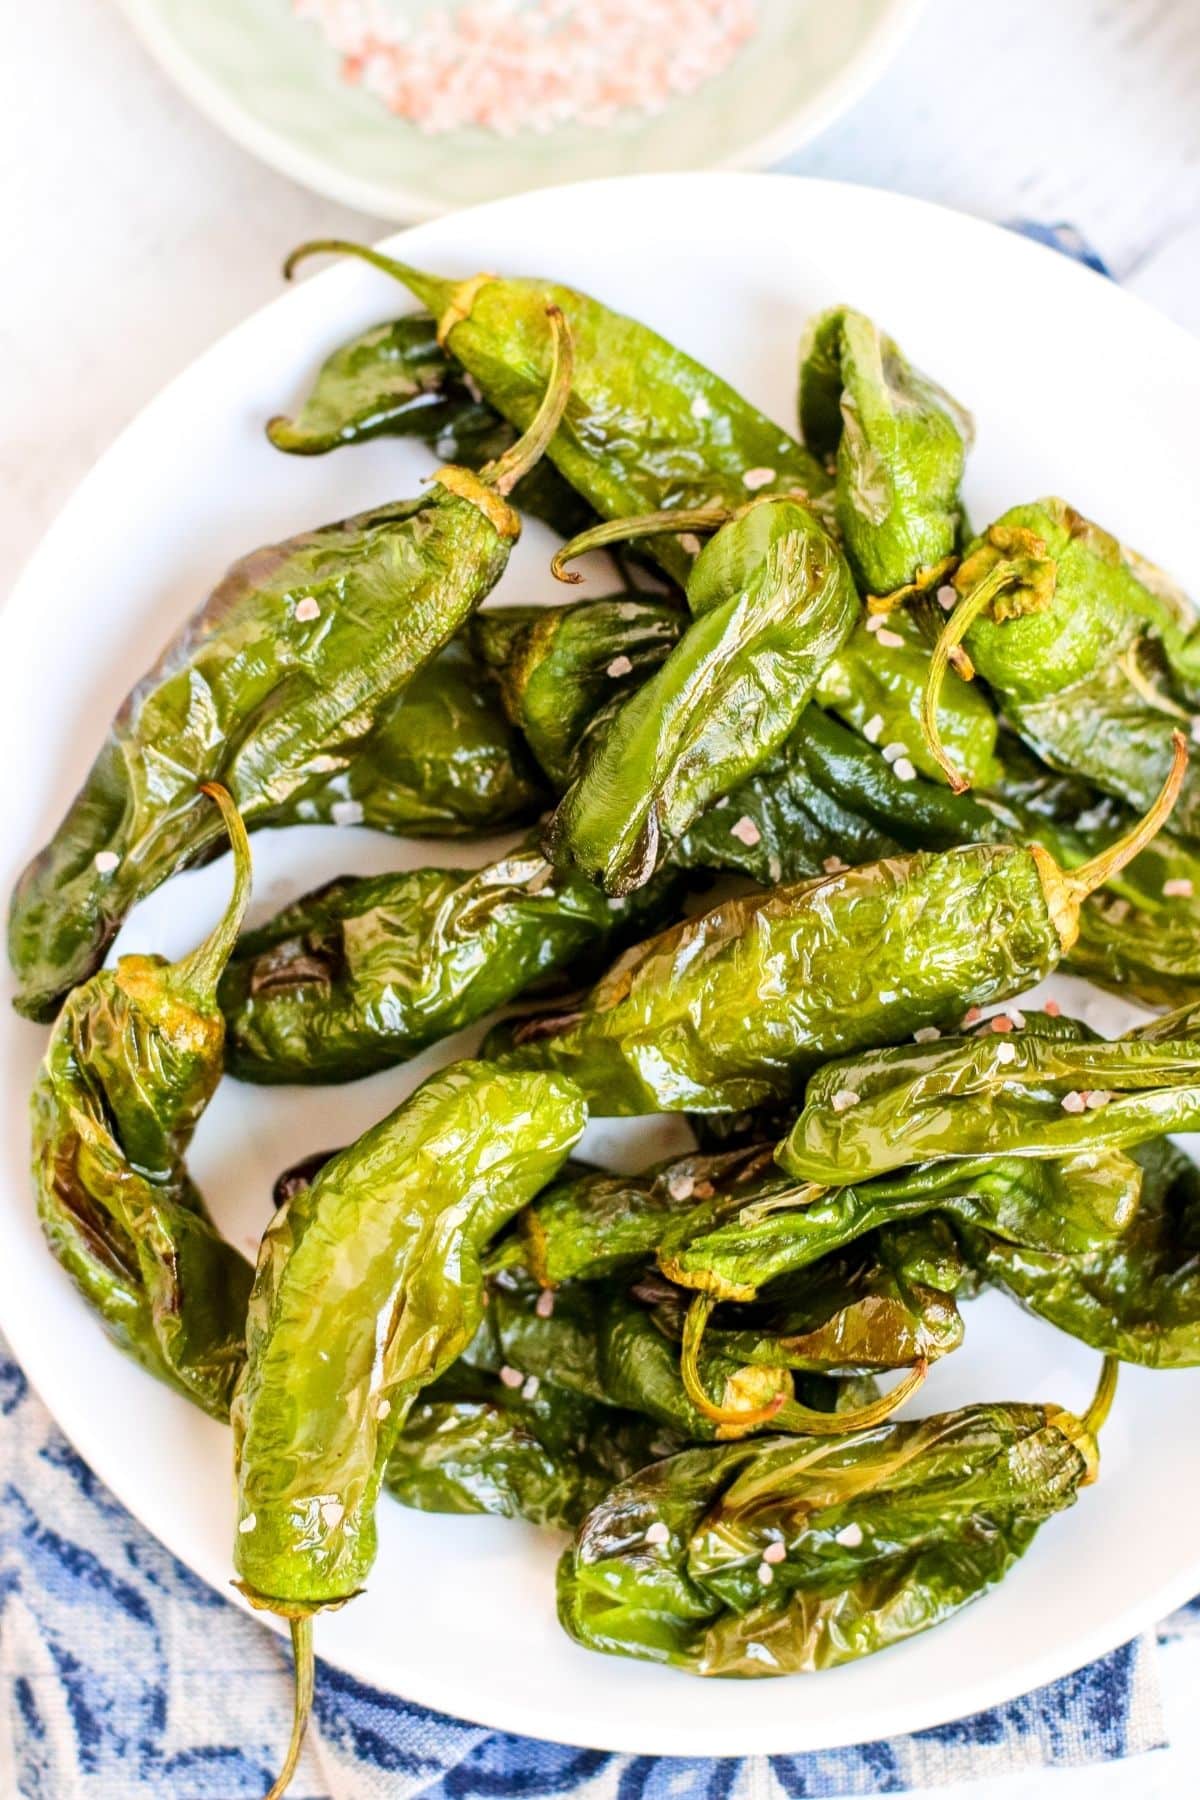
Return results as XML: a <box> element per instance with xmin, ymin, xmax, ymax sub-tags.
<box><xmin>780</xmin><ymin>1010</ymin><xmax>1200</xmax><ymax>1186</ymax></box>
<box><xmin>508</xmin><ymin>736</ymin><xmax>1186</xmax><ymax>1114</ymax></box>
<box><xmin>915</xmin><ymin>500</ymin><xmax>1200</xmax><ymax>821</ymax></box>
<box><xmin>282</xmin><ymin>240</ymin><xmax>831</xmax><ymax>587</ymax></box>
<box><xmin>220</xmin><ymin>838</ymin><xmax>673</xmax><ymax>1086</ymax></box>
<box><xmin>30</xmin><ymin>785</ymin><xmax>252</xmax><ymax>1420</ymax></box>
<box><xmin>8</xmin><ymin>309</ymin><xmax>574</xmax><ymax>1022</ymax></box>
<box><xmin>265</xmin><ymin>308</ymin><xmax>590</xmax><ymax>539</ymax></box>
<box><xmin>232</xmin><ymin>1060</ymin><xmax>586</xmax><ymax>1793</ymax></box>
<box><xmin>557</xmin><ymin>1362</ymin><xmax>1114</xmax><ymax>1676</ymax></box>
<box><xmin>542</xmin><ymin>497</ymin><xmax>861</xmax><ymax>893</ymax></box>
<box><xmin>797</xmin><ymin>304</ymin><xmax>973</xmax><ymax>598</ymax></box>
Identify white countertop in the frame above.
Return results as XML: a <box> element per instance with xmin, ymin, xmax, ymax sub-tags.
<box><xmin>2</xmin><ymin>2</ymin><xmax>1198</xmax><ymax>1794</ymax></box>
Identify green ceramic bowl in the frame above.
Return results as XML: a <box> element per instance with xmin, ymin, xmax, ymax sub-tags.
<box><xmin>117</xmin><ymin>0</ymin><xmax>925</xmax><ymax>219</ymax></box>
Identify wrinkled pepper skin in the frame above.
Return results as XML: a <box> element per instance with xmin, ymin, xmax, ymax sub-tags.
<box><xmin>959</xmin><ymin>1137</ymin><xmax>1200</xmax><ymax>1367</ymax></box>
<box><xmin>558</xmin><ymin>1399</ymin><xmax>1097</xmax><ymax>1675</ymax></box>
<box><xmin>274</xmin><ymin>640</ymin><xmax>548</xmax><ymax>836</ymax></box>
<box><xmin>285</xmin><ymin>241</ymin><xmax>831</xmax><ymax>588</ymax></box>
<box><xmin>545</xmin><ymin>499</ymin><xmax>861</xmax><ymax>893</ymax></box>
<box><xmin>798</xmin><ymin>305</ymin><xmax>972</xmax><ymax>596</ymax></box>
<box><xmin>266</xmin><ymin>310</ymin><xmax>590</xmax><ymax>538</ymax></box>
<box><xmin>929</xmin><ymin>500</ymin><xmax>1200</xmax><ymax>828</ymax></box>
<box><xmin>383</xmin><ymin>1363</ymin><xmax>666</xmax><ymax>1530</ymax></box>
<box><xmin>30</xmin><ymin>787</ymin><xmax>253</xmax><ymax>1419</ymax></box>
<box><xmin>781</xmin><ymin>1016</ymin><xmax>1200</xmax><ymax>1185</ymax></box>
<box><xmin>659</xmin><ymin>1148</ymin><xmax>1141</xmax><ymax>1301</ymax></box>
<box><xmin>472</xmin><ymin>596</ymin><xmax>684</xmax><ymax>789</ymax></box>
<box><xmin>511</xmin><ymin>842</ymin><xmax>1073</xmax><ymax>1115</ymax></box>
<box><xmin>221</xmin><ymin>838</ymin><xmax>670</xmax><ymax>1085</ymax></box>
<box><xmin>10</xmin><ymin>313</ymin><xmax>574</xmax><ymax>1021</ymax></box>
<box><xmin>232</xmin><ymin>1061</ymin><xmax>586</xmax><ymax>1611</ymax></box>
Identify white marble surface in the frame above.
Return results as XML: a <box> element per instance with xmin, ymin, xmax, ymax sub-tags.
<box><xmin>2</xmin><ymin>1</ymin><xmax>1198</xmax><ymax>1794</ymax></box>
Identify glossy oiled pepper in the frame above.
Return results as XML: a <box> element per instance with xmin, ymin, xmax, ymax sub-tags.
<box><xmin>383</xmin><ymin>1362</ymin><xmax>668</xmax><ymax>1530</ymax></box>
<box><xmin>30</xmin><ymin>786</ymin><xmax>252</xmax><ymax>1420</ymax></box>
<box><xmin>8</xmin><ymin>309</ymin><xmax>574</xmax><ymax>1022</ymax></box>
<box><xmin>797</xmin><ymin>304</ymin><xmax>973</xmax><ymax>597</ymax></box>
<box><xmin>233</xmin><ymin>1059</ymin><xmax>586</xmax><ymax>1791</ymax></box>
<box><xmin>780</xmin><ymin>1010</ymin><xmax>1200</xmax><ymax>1186</ymax></box>
<box><xmin>509</xmin><ymin>739</ymin><xmax>1185</xmax><ymax>1114</ymax></box>
<box><xmin>557</xmin><ymin>1366</ymin><xmax>1114</xmax><ymax>1676</ymax></box>
<box><xmin>958</xmin><ymin>1136</ymin><xmax>1200</xmax><ymax>1367</ymax></box>
<box><xmin>542</xmin><ymin>498</ymin><xmax>861</xmax><ymax>892</ymax></box>
<box><xmin>265</xmin><ymin>308</ymin><xmax>590</xmax><ymax>538</ymax></box>
<box><xmin>284</xmin><ymin>240</ymin><xmax>830</xmax><ymax>588</ymax></box>
<box><xmin>220</xmin><ymin>837</ymin><xmax>672</xmax><ymax>1085</ymax></box>
<box><xmin>472</xmin><ymin>595</ymin><xmax>684</xmax><ymax>789</ymax></box>
<box><xmin>273</xmin><ymin>639</ymin><xmax>548</xmax><ymax>836</ymax></box>
<box><xmin>916</xmin><ymin>501</ymin><xmax>1200</xmax><ymax>826</ymax></box>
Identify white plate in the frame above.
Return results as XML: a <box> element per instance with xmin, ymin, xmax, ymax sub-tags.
<box><xmin>114</xmin><ymin>0</ymin><xmax>925</xmax><ymax>220</ymax></box>
<box><xmin>3</xmin><ymin>174</ymin><xmax>1200</xmax><ymax>1757</ymax></box>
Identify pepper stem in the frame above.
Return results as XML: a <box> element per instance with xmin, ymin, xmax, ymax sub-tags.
<box><xmin>776</xmin><ymin>1360</ymin><xmax>930</xmax><ymax>1437</ymax></box>
<box><xmin>172</xmin><ymin>784</ymin><xmax>252</xmax><ymax>1002</ymax></box>
<box><xmin>680</xmin><ymin>1295</ymin><xmax>786</xmax><ymax>1429</ymax></box>
<box><xmin>480</xmin><ymin>305</ymin><xmax>573</xmax><ymax>496</ymax></box>
<box><xmin>1063</xmin><ymin>732</ymin><xmax>1187</xmax><ymax>904</ymax></box>
<box><xmin>1083</xmin><ymin>1355</ymin><xmax>1119</xmax><ymax>1438</ymax></box>
<box><xmin>551</xmin><ymin>508</ymin><xmax>733</xmax><ymax>584</ymax></box>
<box><xmin>921</xmin><ymin>562</ymin><xmax>1015</xmax><ymax>792</ymax></box>
<box><xmin>265</xmin><ymin>1617</ymin><xmax>314</xmax><ymax>1800</ymax></box>
<box><xmin>281</xmin><ymin>239</ymin><xmax>455</xmax><ymax>322</ymax></box>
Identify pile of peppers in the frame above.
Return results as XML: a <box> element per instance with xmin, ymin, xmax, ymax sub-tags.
<box><xmin>12</xmin><ymin>241</ymin><xmax>1200</xmax><ymax>1798</ymax></box>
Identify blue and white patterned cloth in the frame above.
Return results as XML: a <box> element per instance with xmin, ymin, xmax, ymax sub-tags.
<box><xmin>4</xmin><ymin>221</ymin><xmax>1198</xmax><ymax>1799</ymax></box>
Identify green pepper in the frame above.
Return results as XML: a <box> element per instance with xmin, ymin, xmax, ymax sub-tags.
<box><xmin>797</xmin><ymin>305</ymin><xmax>972</xmax><ymax>597</ymax></box>
<box><xmin>917</xmin><ymin>502</ymin><xmax>1200</xmax><ymax>826</ymax></box>
<box><xmin>472</xmin><ymin>595</ymin><xmax>684</xmax><ymax>788</ymax></box>
<box><xmin>541</xmin><ymin>498</ymin><xmax>861</xmax><ymax>892</ymax></box>
<box><xmin>220</xmin><ymin>838</ymin><xmax>674</xmax><ymax>1085</ymax></box>
<box><xmin>9</xmin><ymin>309</ymin><xmax>574</xmax><ymax>1022</ymax></box>
<box><xmin>30</xmin><ymin>785</ymin><xmax>252</xmax><ymax>1420</ymax></box>
<box><xmin>272</xmin><ymin>639</ymin><xmax>549</xmax><ymax>836</ymax></box>
<box><xmin>509</xmin><ymin>741</ymin><xmax>1185</xmax><ymax>1114</ymax></box>
<box><xmin>780</xmin><ymin>1011</ymin><xmax>1200</xmax><ymax>1185</ymax></box>
<box><xmin>265</xmin><ymin>309</ymin><xmax>590</xmax><ymax>538</ymax></box>
<box><xmin>284</xmin><ymin>241</ymin><xmax>831</xmax><ymax>588</ymax></box>
<box><xmin>557</xmin><ymin>1366</ymin><xmax>1113</xmax><ymax>1676</ymax></box>
<box><xmin>233</xmin><ymin>1058</ymin><xmax>586</xmax><ymax>1791</ymax></box>
<box><xmin>383</xmin><ymin>1362</ymin><xmax>667</xmax><ymax>1530</ymax></box>
<box><xmin>958</xmin><ymin>1136</ymin><xmax>1200</xmax><ymax>1367</ymax></box>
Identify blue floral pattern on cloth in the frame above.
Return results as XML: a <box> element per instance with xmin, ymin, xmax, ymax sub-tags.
<box><xmin>1</xmin><ymin>219</ymin><xmax>1191</xmax><ymax>1800</ymax></box>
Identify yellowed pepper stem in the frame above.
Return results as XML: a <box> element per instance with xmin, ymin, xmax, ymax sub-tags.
<box><xmin>921</xmin><ymin>561</ymin><xmax>1020</xmax><ymax>791</ymax></box>
<box><xmin>1032</xmin><ymin>731</ymin><xmax>1187</xmax><ymax>953</ymax></box>
<box><xmin>680</xmin><ymin>1294</ymin><xmax>929</xmax><ymax>1436</ymax></box>
<box><xmin>173</xmin><ymin>784</ymin><xmax>252</xmax><ymax>1000</ymax></box>
<box><xmin>482</xmin><ymin>305</ymin><xmax>574</xmax><ymax>496</ymax></box>
<box><xmin>550</xmin><ymin>507</ymin><xmax>734</xmax><ymax>584</ymax></box>
<box><xmin>1083</xmin><ymin>1355</ymin><xmax>1120</xmax><ymax>1439</ymax></box>
<box><xmin>265</xmin><ymin>1617</ymin><xmax>314</xmax><ymax>1800</ymax></box>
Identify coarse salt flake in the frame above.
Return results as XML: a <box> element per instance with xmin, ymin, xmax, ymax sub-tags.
<box><xmin>913</xmin><ymin>1026</ymin><xmax>941</xmax><ymax>1043</ymax></box>
<box><xmin>762</xmin><ymin>1540</ymin><xmax>786</xmax><ymax>1564</ymax></box>
<box><xmin>962</xmin><ymin>1007</ymin><xmax>983</xmax><ymax>1026</ymax></box>
<box><xmin>893</xmin><ymin>758</ymin><xmax>917</xmax><ymax>782</ymax></box>
<box><xmin>692</xmin><ymin>1180</ymin><xmax>715</xmax><ymax>1200</ymax></box>
<box><xmin>644</xmin><ymin>1520</ymin><xmax>670</xmax><ymax>1546</ymax></box>
<box><xmin>995</xmin><ymin>1041</ymin><xmax>1018</xmax><ymax>1065</ymax></box>
<box><xmin>1007</xmin><ymin>1008</ymin><xmax>1026</xmax><ymax>1029</ymax></box>
<box><xmin>295</xmin><ymin>596</ymin><xmax>321</xmax><ymax>622</ymax></box>
<box><xmin>679</xmin><ymin>533</ymin><xmax>703</xmax><ymax>556</ymax></box>
<box><xmin>835</xmin><ymin>1522</ymin><xmax>864</xmax><ymax>1547</ymax></box>
<box><xmin>990</xmin><ymin>1014</ymin><xmax>1015</xmax><ymax>1033</ymax></box>
<box><xmin>691</xmin><ymin>395</ymin><xmax>712</xmax><ymax>420</ymax></box>
<box><xmin>863</xmin><ymin>713</ymin><xmax>885</xmax><ymax>743</ymax></box>
<box><xmin>521</xmin><ymin>1375</ymin><xmax>540</xmax><ymax>1400</ymax></box>
<box><xmin>499</xmin><ymin>1365</ymin><xmax>524</xmax><ymax>1389</ymax></box>
<box><xmin>881</xmin><ymin>741</ymin><xmax>906</xmax><ymax>764</ymax></box>
<box><xmin>1044</xmin><ymin>998</ymin><xmax>1062</xmax><ymax>1017</ymax></box>
<box><xmin>93</xmin><ymin>850</ymin><xmax>120</xmax><ymax>874</ymax></box>
<box><xmin>606</xmin><ymin>654</ymin><xmax>634</xmax><ymax>678</ymax></box>
<box><xmin>238</xmin><ymin>1513</ymin><xmax>257</xmax><ymax>1534</ymax></box>
<box><xmin>742</xmin><ymin>466</ymin><xmax>775</xmax><ymax>491</ymax></box>
<box><xmin>823</xmin><ymin>856</ymin><xmax>847</xmax><ymax>874</ymax></box>
<box><xmin>730</xmin><ymin>814</ymin><xmax>761</xmax><ymax>847</ymax></box>
<box><xmin>865</xmin><ymin>613</ymin><xmax>885</xmax><ymax>635</ymax></box>
<box><xmin>756</xmin><ymin>1562</ymin><xmax>774</xmax><ymax>1585</ymax></box>
<box><xmin>1086</xmin><ymin>1089</ymin><xmax>1112</xmax><ymax>1110</ymax></box>
<box><xmin>330</xmin><ymin>798</ymin><xmax>364</xmax><ymax>828</ymax></box>
<box><xmin>1164</xmin><ymin>878</ymin><xmax>1194</xmax><ymax>898</ymax></box>
<box><xmin>937</xmin><ymin>585</ymin><xmax>958</xmax><ymax>611</ymax></box>
<box><xmin>831</xmin><ymin>1088</ymin><xmax>859</xmax><ymax>1114</ymax></box>
<box><xmin>667</xmin><ymin>1173</ymin><xmax>695</xmax><ymax>1202</ymax></box>
<box><xmin>321</xmin><ymin>1501</ymin><xmax>345</xmax><ymax>1530</ymax></box>
<box><xmin>1061</xmin><ymin>1091</ymin><xmax>1086</xmax><ymax>1114</ymax></box>
<box><xmin>876</xmin><ymin>628</ymin><xmax>905</xmax><ymax>649</ymax></box>
<box><xmin>535</xmin><ymin>1288</ymin><xmax>556</xmax><ymax>1318</ymax></box>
